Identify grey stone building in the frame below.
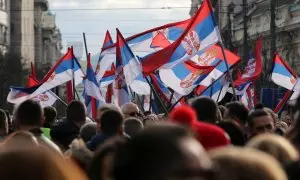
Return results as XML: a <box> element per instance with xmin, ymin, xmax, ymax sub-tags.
<box><xmin>10</xmin><ymin>0</ymin><xmax>35</xmax><ymax>68</ymax></box>
<box><xmin>9</xmin><ymin>0</ymin><xmax>62</xmax><ymax>70</ymax></box>
<box><xmin>0</xmin><ymin>0</ymin><xmax>9</xmax><ymax>54</ymax></box>
<box><xmin>34</xmin><ymin>0</ymin><xmax>62</xmax><ymax>69</ymax></box>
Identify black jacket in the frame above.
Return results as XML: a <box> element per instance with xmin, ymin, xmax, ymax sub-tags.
<box><xmin>50</xmin><ymin>118</ymin><xmax>80</xmax><ymax>151</ymax></box>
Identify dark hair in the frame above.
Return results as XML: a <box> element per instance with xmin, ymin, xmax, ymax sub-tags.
<box><xmin>14</xmin><ymin>100</ymin><xmax>43</xmax><ymax>127</ymax></box>
<box><xmin>255</xmin><ymin>103</ymin><xmax>264</xmax><ymax>110</ymax></box>
<box><xmin>88</xmin><ymin>137</ymin><xmax>127</xmax><ymax>180</ymax></box>
<box><xmin>114</xmin><ymin>123</ymin><xmax>192</xmax><ymax>180</ymax></box>
<box><xmin>0</xmin><ymin>109</ymin><xmax>7</xmax><ymax>131</ymax></box>
<box><xmin>80</xmin><ymin>122</ymin><xmax>97</xmax><ymax>143</ymax></box>
<box><xmin>190</xmin><ymin>97</ymin><xmax>218</xmax><ymax>124</ymax></box>
<box><xmin>248</xmin><ymin>109</ymin><xmax>270</xmax><ymax>128</ymax></box>
<box><xmin>43</xmin><ymin>107</ymin><xmax>57</xmax><ymax>128</ymax></box>
<box><xmin>100</xmin><ymin>110</ymin><xmax>124</xmax><ymax>136</ymax></box>
<box><xmin>217</xmin><ymin>121</ymin><xmax>245</xmax><ymax>146</ymax></box>
<box><xmin>66</xmin><ymin>101</ymin><xmax>86</xmax><ymax>123</ymax></box>
<box><xmin>225</xmin><ymin>101</ymin><xmax>249</xmax><ymax>125</ymax></box>
<box><xmin>124</xmin><ymin>118</ymin><xmax>143</xmax><ymax>137</ymax></box>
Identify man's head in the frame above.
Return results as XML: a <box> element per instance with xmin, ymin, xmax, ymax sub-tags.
<box><xmin>0</xmin><ymin>109</ymin><xmax>8</xmax><ymax>136</ymax></box>
<box><xmin>248</xmin><ymin>109</ymin><xmax>275</xmax><ymax>138</ymax></box>
<box><xmin>66</xmin><ymin>101</ymin><xmax>86</xmax><ymax>125</ymax></box>
<box><xmin>190</xmin><ymin>97</ymin><xmax>218</xmax><ymax>124</ymax></box>
<box><xmin>121</xmin><ymin>103</ymin><xmax>140</xmax><ymax>118</ymax></box>
<box><xmin>225</xmin><ymin>101</ymin><xmax>249</xmax><ymax>126</ymax></box>
<box><xmin>14</xmin><ymin>100</ymin><xmax>43</xmax><ymax>129</ymax></box>
<box><xmin>43</xmin><ymin>106</ymin><xmax>57</xmax><ymax>128</ymax></box>
<box><xmin>96</xmin><ymin>104</ymin><xmax>121</xmax><ymax>125</ymax></box>
<box><xmin>100</xmin><ymin>109</ymin><xmax>124</xmax><ymax>136</ymax></box>
<box><xmin>124</xmin><ymin>117</ymin><xmax>144</xmax><ymax>137</ymax></box>
<box><xmin>114</xmin><ymin>123</ymin><xmax>213</xmax><ymax>180</ymax></box>
<box><xmin>80</xmin><ymin>122</ymin><xmax>97</xmax><ymax>142</ymax></box>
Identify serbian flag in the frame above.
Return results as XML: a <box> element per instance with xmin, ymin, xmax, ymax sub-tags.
<box><xmin>234</xmin><ymin>36</ymin><xmax>263</xmax><ymax>86</ymax></box>
<box><xmin>7</xmin><ymin>47</ymin><xmax>84</xmax><ymax>104</ymax></box>
<box><xmin>142</xmin><ymin>0</ymin><xmax>220</xmax><ymax>75</ymax></box>
<box><xmin>7</xmin><ymin>63</ymin><xmax>58</xmax><ymax>107</ymax></box>
<box><xmin>240</xmin><ymin>83</ymin><xmax>255</xmax><ymax>110</ymax></box>
<box><xmin>159</xmin><ymin>61</ymin><xmax>217</xmax><ymax>95</ymax></box>
<box><xmin>271</xmin><ymin>53</ymin><xmax>297</xmax><ymax>91</ymax></box>
<box><xmin>95</xmin><ymin>31</ymin><xmax>115</xmax><ymax>83</ymax></box>
<box><xmin>201</xmin><ymin>74</ymin><xmax>230</xmax><ymax>102</ymax></box>
<box><xmin>114</xmin><ymin>29</ymin><xmax>141</xmax><ymax>106</ymax></box>
<box><xmin>84</xmin><ymin>53</ymin><xmax>105</xmax><ymax>102</ymax></box>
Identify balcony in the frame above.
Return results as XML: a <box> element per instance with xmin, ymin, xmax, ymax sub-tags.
<box><xmin>35</xmin><ymin>0</ymin><xmax>49</xmax><ymax>10</ymax></box>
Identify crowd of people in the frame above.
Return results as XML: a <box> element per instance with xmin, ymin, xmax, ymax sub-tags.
<box><xmin>1</xmin><ymin>96</ymin><xmax>300</xmax><ymax>180</ymax></box>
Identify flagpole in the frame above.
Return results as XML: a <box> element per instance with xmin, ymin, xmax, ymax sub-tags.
<box><xmin>168</xmin><ymin>90</ymin><xmax>175</xmax><ymax>108</ymax></box>
<box><xmin>71</xmin><ymin>47</ymin><xmax>76</xmax><ymax>100</ymax></box>
<box><xmin>145</xmin><ymin>76</ymin><xmax>169</xmax><ymax>115</ymax></box>
<box><xmin>216</xmin><ymin>85</ymin><xmax>224</xmax><ymax>103</ymax></box>
<box><xmin>219</xmin><ymin>41</ymin><xmax>237</xmax><ymax>101</ymax></box>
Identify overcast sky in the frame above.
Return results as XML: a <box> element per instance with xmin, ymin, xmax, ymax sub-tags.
<box><xmin>48</xmin><ymin>0</ymin><xmax>191</xmax><ymax>60</ymax></box>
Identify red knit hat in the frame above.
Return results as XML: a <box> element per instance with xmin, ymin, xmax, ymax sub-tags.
<box><xmin>169</xmin><ymin>105</ymin><xmax>196</xmax><ymax>126</ymax></box>
<box><xmin>169</xmin><ymin>105</ymin><xmax>230</xmax><ymax>150</ymax></box>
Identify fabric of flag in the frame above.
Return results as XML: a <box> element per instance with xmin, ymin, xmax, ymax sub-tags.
<box><xmin>84</xmin><ymin>53</ymin><xmax>105</xmax><ymax>101</ymax></box>
<box><xmin>271</xmin><ymin>53</ymin><xmax>297</xmax><ymax>91</ymax></box>
<box><xmin>201</xmin><ymin>75</ymin><xmax>229</xmax><ymax>102</ymax></box>
<box><xmin>99</xmin><ymin>65</ymin><xmax>115</xmax><ymax>88</ymax></box>
<box><xmin>114</xmin><ymin>29</ymin><xmax>136</xmax><ymax>106</ymax></box>
<box><xmin>234</xmin><ymin>36</ymin><xmax>263</xmax><ymax>86</ymax></box>
<box><xmin>130</xmin><ymin>74</ymin><xmax>151</xmax><ymax>95</ymax></box>
<box><xmin>141</xmin><ymin>0</ymin><xmax>220</xmax><ymax>75</ymax></box>
<box><xmin>195</xmin><ymin>45</ymin><xmax>240</xmax><ymax>95</ymax></box>
<box><xmin>116</xmin><ymin>29</ymin><xmax>142</xmax><ymax>85</ymax></box>
<box><xmin>240</xmin><ymin>83</ymin><xmax>255</xmax><ymax>110</ymax></box>
<box><xmin>95</xmin><ymin>31</ymin><xmax>115</xmax><ymax>83</ymax></box>
<box><xmin>159</xmin><ymin>62</ymin><xmax>216</xmax><ymax>95</ymax></box>
<box><xmin>8</xmin><ymin>64</ymin><xmax>58</xmax><ymax>107</ymax></box>
<box><xmin>7</xmin><ymin>47</ymin><xmax>84</xmax><ymax>104</ymax></box>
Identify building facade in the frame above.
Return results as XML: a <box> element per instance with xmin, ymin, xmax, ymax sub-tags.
<box><xmin>34</xmin><ymin>0</ymin><xmax>62</xmax><ymax>69</ymax></box>
<box><xmin>190</xmin><ymin>0</ymin><xmax>300</xmax><ymax>77</ymax></box>
<box><xmin>0</xmin><ymin>0</ymin><xmax>9</xmax><ymax>54</ymax></box>
<box><xmin>10</xmin><ymin>0</ymin><xmax>35</xmax><ymax>68</ymax></box>
<box><xmin>10</xmin><ymin>0</ymin><xmax>62</xmax><ymax>70</ymax></box>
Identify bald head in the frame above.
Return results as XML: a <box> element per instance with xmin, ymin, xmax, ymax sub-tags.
<box><xmin>121</xmin><ymin>103</ymin><xmax>140</xmax><ymax>118</ymax></box>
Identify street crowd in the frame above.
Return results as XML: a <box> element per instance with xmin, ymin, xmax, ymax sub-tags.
<box><xmin>0</xmin><ymin>96</ymin><xmax>300</xmax><ymax>180</ymax></box>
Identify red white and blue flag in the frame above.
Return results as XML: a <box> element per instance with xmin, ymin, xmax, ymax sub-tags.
<box><xmin>7</xmin><ymin>63</ymin><xmax>58</xmax><ymax>107</ymax></box>
<box><xmin>271</xmin><ymin>53</ymin><xmax>298</xmax><ymax>91</ymax></box>
<box><xmin>95</xmin><ymin>31</ymin><xmax>115</xmax><ymax>84</ymax></box>
<box><xmin>114</xmin><ymin>29</ymin><xmax>143</xmax><ymax>106</ymax></box>
<box><xmin>84</xmin><ymin>53</ymin><xmax>105</xmax><ymax>102</ymax></box>
<box><xmin>142</xmin><ymin>0</ymin><xmax>220</xmax><ymax>75</ymax></box>
<box><xmin>240</xmin><ymin>83</ymin><xmax>255</xmax><ymax>110</ymax></box>
<box><xmin>7</xmin><ymin>47</ymin><xmax>84</xmax><ymax>104</ymax></box>
<box><xmin>234</xmin><ymin>36</ymin><xmax>263</xmax><ymax>86</ymax></box>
